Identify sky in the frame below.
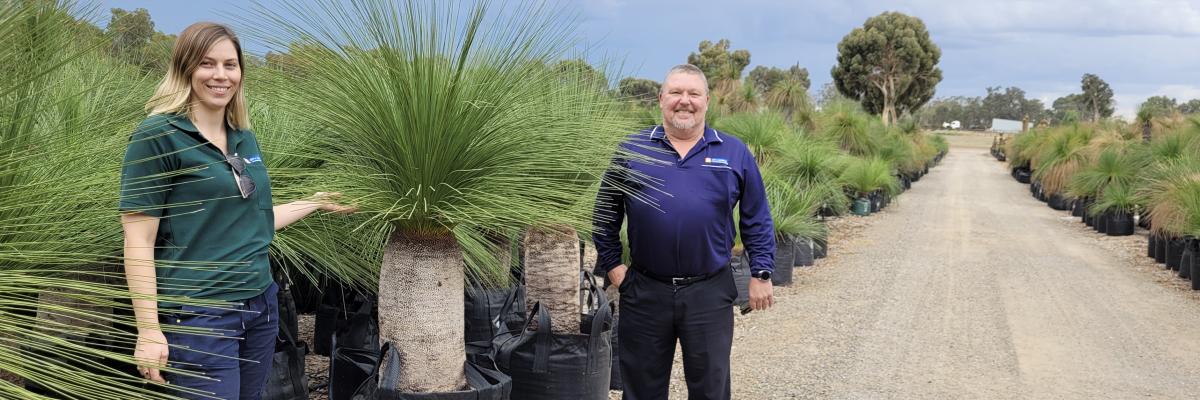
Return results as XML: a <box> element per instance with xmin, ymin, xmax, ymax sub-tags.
<box><xmin>93</xmin><ymin>0</ymin><xmax>1200</xmax><ymax>119</ymax></box>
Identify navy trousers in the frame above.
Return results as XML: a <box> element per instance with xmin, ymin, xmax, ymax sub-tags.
<box><xmin>618</xmin><ymin>267</ymin><xmax>737</xmax><ymax>400</ymax></box>
<box><xmin>162</xmin><ymin>282</ymin><xmax>280</xmax><ymax>400</ymax></box>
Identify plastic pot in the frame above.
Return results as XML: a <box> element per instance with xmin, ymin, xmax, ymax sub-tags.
<box><xmin>1179</xmin><ymin>237</ymin><xmax>1194</xmax><ymax>280</ymax></box>
<box><xmin>1167</xmin><ymin>238</ymin><xmax>1185</xmax><ymax>271</ymax></box>
<box><xmin>1155</xmin><ymin>235</ymin><xmax>1168</xmax><ymax>264</ymax></box>
<box><xmin>1095</xmin><ymin>212</ymin><xmax>1109</xmax><ymax>234</ymax></box>
<box><xmin>852</xmin><ymin>198</ymin><xmax>871</xmax><ymax>216</ymax></box>
<box><xmin>1105</xmin><ymin>212</ymin><xmax>1134</xmax><ymax>236</ymax></box>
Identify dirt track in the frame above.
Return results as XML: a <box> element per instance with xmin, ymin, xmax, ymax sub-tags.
<box><xmin>698</xmin><ymin>133</ymin><xmax>1200</xmax><ymax>399</ymax></box>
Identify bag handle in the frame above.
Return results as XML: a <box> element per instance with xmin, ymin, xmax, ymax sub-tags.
<box><xmin>492</xmin><ymin>283</ymin><xmax>524</xmax><ymax>339</ymax></box>
<box><xmin>527</xmin><ymin>302</ymin><xmax>553</xmax><ymax>373</ymax></box>
<box><xmin>581</xmin><ymin>271</ymin><xmax>611</xmax><ymax>373</ymax></box>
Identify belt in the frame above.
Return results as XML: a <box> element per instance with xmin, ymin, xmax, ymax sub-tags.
<box><xmin>633</xmin><ymin>266</ymin><xmax>725</xmax><ymax>287</ymax></box>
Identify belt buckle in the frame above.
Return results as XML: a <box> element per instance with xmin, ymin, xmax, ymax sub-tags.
<box><xmin>671</xmin><ymin>277</ymin><xmax>686</xmax><ymax>286</ymax></box>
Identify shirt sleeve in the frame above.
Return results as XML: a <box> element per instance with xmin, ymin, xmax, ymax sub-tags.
<box><xmin>592</xmin><ymin>157</ymin><xmax>629</xmax><ymax>275</ymax></box>
<box><xmin>737</xmin><ymin>147</ymin><xmax>776</xmax><ymax>273</ymax></box>
<box><xmin>118</xmin><ymin>118</ymin><xmax>175</xmax><ymax>217</ymax></box>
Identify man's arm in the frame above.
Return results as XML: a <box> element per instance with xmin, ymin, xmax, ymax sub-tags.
<box><xmin>739</xmin><ymin>149</ymin><xmax>776</xmax><ymax>311</ymax></box>
<box><xmin>593</xmin><ymin>165</ymin><xmax>628</xmax><ymax>284</ymax></box>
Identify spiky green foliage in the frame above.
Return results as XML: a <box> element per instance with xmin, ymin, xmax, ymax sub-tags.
<box><xmin>1090</xmin><ymin>182</ymin><xmax>1138</xmax><ymax>215</ymax></box>
<box><xmin>1140</xmin><ymin>156</ymin><xmax>1200</xmax><ymax>236</ymax></box>
<box><xmin>874</xmin><ymin>130</ymin><xmax>917</xmax><ymax>174</ymax></box>
<box><xmin>712</xmin><ymin>111</ymin><xmax>790</xmax><ymax>163</ymax></box>
<box><xmin>1005</xmin><ymin>128</ymin><xmax>1046</xmax><ymax>168</ymax></box>
<box><xmin>1</xmin><ymin>2</ymin><xmax>221</xmax><ymax>398</ymax></box>
<box><xmin>1032</xmin><ymin>124</ymin><xmax>1094</xmax><ymax>196</ymax></box>
<box><xmin>763</xmin><ymin>173</ymin><xmax>825</xmax><ymax>240</ymax></box>
<box><xmin>243</xmin><ymin>65</ymin><xmax>389</xmax><ymax>291</ymax></box>
<box><xmin>773</xmin><ymin>135</ymin><xmax>850</xmax><ymax>215</ymax></box>
<box><xmin>244</xmin><ymin>0</ymin><xmax>640</xmax><ymax>285</ymax></box>
<box><xmin>839</xmin><ymin>156</ymin><xmax>900</xmax><ymax>198</ymax></box>
<box><xmin>817</xmin><ymin>100</ymin><xmax>878</xmax><ymax>156</ymax></box>
<box><xmin>1066</xmin><ymin>146</ymin><xmax>1145</xmax><ymax>200</ymax></box>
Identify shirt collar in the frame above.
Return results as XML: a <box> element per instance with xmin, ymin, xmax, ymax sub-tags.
<box><xmin>648</xmin><ymin>125</ymin><xmax>724</xmax><ymax>144</ymax></box>
<box><xmin>165</xmin><ymin>113</ymin><xmax>245</xmax><ymax>152</ymax></box>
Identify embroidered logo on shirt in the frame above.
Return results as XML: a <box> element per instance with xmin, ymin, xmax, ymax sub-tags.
<box><xmin>244</xmin><ymin>155</ymin><xmax>263</xmax><ymax>164</ymax></box>
<box><xmin>704</xmin><ymin>157</ymin><xmax>729</xmax><ymax>165</ymax></box>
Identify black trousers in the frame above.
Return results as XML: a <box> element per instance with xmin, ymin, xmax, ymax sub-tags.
<box><xmin>618</xmin><ymin>267</ymin><xmax>737</xmax><ymax>400</ymax></box>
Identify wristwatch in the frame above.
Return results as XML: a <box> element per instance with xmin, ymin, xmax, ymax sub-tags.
<box><xmin>751</xmin><ymin>270</ymin><xmax>771</xmax><ymax>281</ymax></box>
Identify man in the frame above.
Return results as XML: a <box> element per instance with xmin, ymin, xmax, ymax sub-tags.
<box><xmin>593</xmin><ymin>64</ymin><xmax>776</xmax><ymax>400</ymax></box>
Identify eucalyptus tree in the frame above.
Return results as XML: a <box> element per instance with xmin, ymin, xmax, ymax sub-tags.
<box><xmin>831</xmin><ymin>12</ymin><xmax>942</xmax><ymax>126</ymax></box>
<box><xmin>246</xmin><ymin>0</ymin><xmax>640</xmax><ymax>392</ymax></box>
<box><xmin>1080</xmin><ymin>73</ymin><xmax>1115</xmax><ymax>122</ymax></box>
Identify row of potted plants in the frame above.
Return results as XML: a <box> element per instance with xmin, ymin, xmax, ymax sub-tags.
<box><xmin>1004</xmin><ymin>119</ymin><xmax>1200</xmax><ymax>290</ymax></box>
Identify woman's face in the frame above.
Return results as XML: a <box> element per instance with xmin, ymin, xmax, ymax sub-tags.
<box><xmin>190</xmin><ymin>38</ymin><xmax>241</xmax><ymax>112</ymax></box>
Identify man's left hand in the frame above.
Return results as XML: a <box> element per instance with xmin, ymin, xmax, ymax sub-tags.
<box><xmin>748</xmin><ymin>278</ymin><xmax>774</xmax><ymax>311</ymax></box>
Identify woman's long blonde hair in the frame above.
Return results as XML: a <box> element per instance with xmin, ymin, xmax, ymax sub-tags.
<box><xmin>146</xmin><ymin>22</ymin><xmax>250</xmax><ymax>129</ymax></box>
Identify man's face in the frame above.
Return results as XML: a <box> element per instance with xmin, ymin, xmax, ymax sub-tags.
<box><xmin>659</xmin><ymin>72</ymin><xmax>708</xmax><ymax>131</ymax></box>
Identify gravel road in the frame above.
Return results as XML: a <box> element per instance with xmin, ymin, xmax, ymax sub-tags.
<box><xmin>690</xmin><ymin>133</ymin><xmax>1200</xmax><ymax>399</ymax></box>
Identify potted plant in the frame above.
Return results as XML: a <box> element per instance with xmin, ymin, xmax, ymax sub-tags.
<box><xmin>251</xmin><ymin>0</ymin><xmax>636</xmax><ymax>395</ymax></box>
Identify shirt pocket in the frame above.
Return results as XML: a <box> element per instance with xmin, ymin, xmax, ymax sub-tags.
<box><xmin>246</xmin><ymin>163</ymin><xmax>273</xmax><ymax>210</ymax></box>
<box><xmin>699</xmin><ymin>165</ymin><xmax>736</xmax><ymax>210</ymax></box>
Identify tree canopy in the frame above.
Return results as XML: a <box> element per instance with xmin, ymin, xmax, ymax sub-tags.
<box><xmin>686</xmin><ymin>39</ymin><xmax>750</xmax><ymax>88</ymax></box>
<box><xmin>1080</xmin><ymin>73</ymin><xmax>1115</xmax><ymax>122</ymax></box>
<box><xmin>1139</xmin><ymin>95</ymin><xmax>1178</xmax><ymax>119</ymax></box>
<box><xmin>617</xmin><ymin>77</ymin><xmax>661</xmax><ymax>106</ymax></box>
<box><xmin>747</xmin><ymin>64</ymin><xmax>809</xmax><ymax>97</ymax></box>
<box><xmin>831</xmin><ymin>11</ymin><xmax>942</xmax><ymax>125</ymax></box>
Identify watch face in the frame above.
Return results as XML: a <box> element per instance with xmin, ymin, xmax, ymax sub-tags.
<box><xmin>754</xmin><ymin>270</ymin><xmax>771</xmax><ymax>280</ymax></box>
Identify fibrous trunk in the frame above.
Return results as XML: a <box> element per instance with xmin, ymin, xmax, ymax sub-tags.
<box><xmin>523</xmin><ymin>225</ymin><xmax>581</xmax><ymax>334</ymax></box>
<box><xmin>379</xmin><ymin>232</ymin><xmax>467</xmax><ymax>392</ymax></box>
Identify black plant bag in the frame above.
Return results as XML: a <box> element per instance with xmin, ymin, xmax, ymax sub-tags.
<box><xmin>493</xmin><ymin>272</ymin><xmax>612</xmax><ymax>400</ymax></box>
<box><xmin>355</xmin><ymin>343</ymin><xmax>512</xmax><ymax>400</ymax></box>
<box><xmin>315</xmin><ymin>287</ymin><xmax>375</xmax><ymax>356</ymax></box>
<box><xmin>264</xmin><ymin>283</ymin><xmax>309</xmax><ymax>400</ymax></box>
<box><xmin>772</xmin><ymin>236</ymin><xmax>796</xmax><ymax>286</ymax></box>
<box><xmin>814</xmin><ymin>238</ymin><xmax>828</xmax><ymax>259</ymax></box>
<box><xmin>1167</xmin><ymin>238</ymin><xmax>1185</xmax><ymax>271</ymax></box>
<box><xmin>1187</xmin><ymin>239</ymin><xmax>1200</xmax><ymax>290</ymax></box>
<box><xmin>1105</xmin><ymin>212</ymin><xmax>1134</xmax><ymax>236</ymax></box>
<box><xmin>1155</xmin><ymin>235</ymin><xmax>1169</xmax><ymax>264</ymax></box>
<box><xmin>1179</xmin><ymin>238</ymin><xmax>1194</xmax><ymax>280</ymax></box>
<box><xmin>794</xmin><ymin>238</ymin><xmax>814</xmax><ymax>267</ymax></box>
<box><xmin>464</xmin><ymin>284</ymin><xmax>526</xmax><ymax>346</ymax></box>
<box><xmin>329</xmin><ymin>297</ymin><xmax>381</xmax><ymax>400</ymax></box>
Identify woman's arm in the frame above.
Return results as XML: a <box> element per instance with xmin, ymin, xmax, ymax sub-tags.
<box><xmin>272</xmin><ymin>192</ymin><xmax>355</xmax><ymax>231</ymax></box>
<box><xmin>121</xmin><ymin>212</ymin><xmax>169</xmax><ymax>383</ymax></box>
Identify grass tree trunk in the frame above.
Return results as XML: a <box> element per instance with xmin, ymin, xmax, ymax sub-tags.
<box><xmin>379</xmin><ymin>233</ymin><xmax>467</xmax><ymax>392</ymax></box>
<box><xmin>523</xmin><ymin>226</ymin><xmax>581</xmax><ymax>334</ymax></box>
<box><xmin>581</xmin><ymin>239</ymin><xmax>598</xmax><ymax>274</ymax></box>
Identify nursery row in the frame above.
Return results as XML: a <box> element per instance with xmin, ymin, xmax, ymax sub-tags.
<box><xmin>1002</xmin><ymin>118</ymin><xmax>1200</xmax><ymax>290</ymax></box>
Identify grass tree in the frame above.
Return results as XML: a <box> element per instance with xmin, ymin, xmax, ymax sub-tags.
<box><xmin>1032</xmin><ymin>124</ymin><xmax>1094</xmax><ymax>196</ymax></box>
<box><xmin>839</xmin><ymin>156</ymin><xmax>900</xmax><ymax>200</ymax></box>
<box><xmin>1</xmin><ymin>2</ymin><xmax>227</xmax><ymax>398</ymax></box>
<box><xmin>247</xmin><ymin>0</ymin><xmax>638</xmax><ymax>392</ymax></box>
<box><xmin>818</xmin><ymin>100</ymin><xmax>879</xmax><ymax>156</ymax></box>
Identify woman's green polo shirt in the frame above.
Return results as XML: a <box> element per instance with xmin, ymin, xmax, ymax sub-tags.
<box><xmin>119</xmin><ymin>113</ymin><xmax>274</xmax><ymax>304</ymax></box>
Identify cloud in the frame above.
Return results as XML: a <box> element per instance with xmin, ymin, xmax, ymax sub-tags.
<box><xmin>886</xmin><ymin>0</ymin><xmax>1200</xmax><ymax>37</ymax></box>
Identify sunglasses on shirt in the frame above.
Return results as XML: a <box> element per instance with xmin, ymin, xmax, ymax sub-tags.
<box><xmin>226</xmin><ymin>153</ymin><xmax>257</xmax><ymax>199</ymax></box>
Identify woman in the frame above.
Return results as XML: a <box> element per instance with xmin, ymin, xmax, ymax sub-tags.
<box><xmin>119</xmin><ymin>22</ymin><xmax>349</xmax><ymax>399</ymax></box>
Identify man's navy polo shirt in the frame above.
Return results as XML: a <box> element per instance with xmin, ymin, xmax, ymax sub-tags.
<box><xmin>593</xmin><ymin>124</ymin><xmax>776</xmax><ymax>277</ymax></box>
